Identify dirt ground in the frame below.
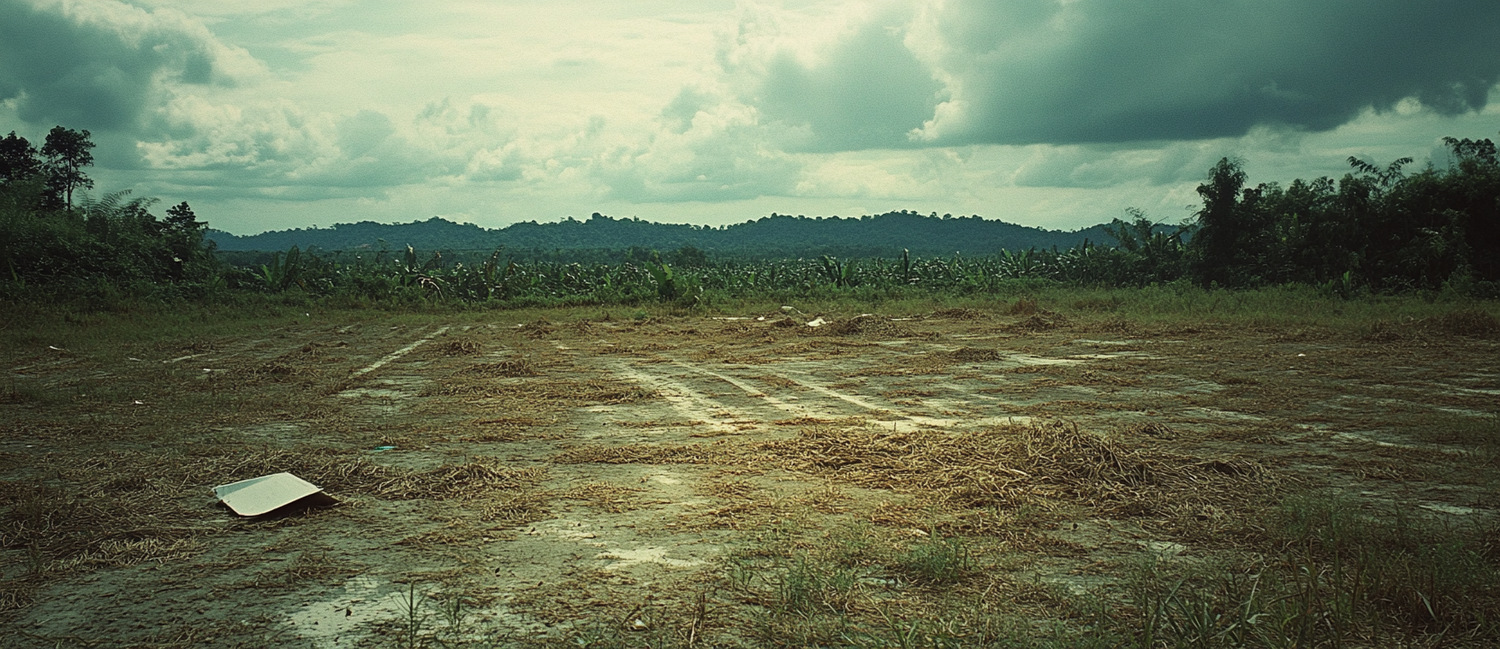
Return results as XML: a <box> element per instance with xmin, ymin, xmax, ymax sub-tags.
<box><xmin>1</xmin><ymin>304</ymin><xmax>1497</xmax><ymax>646</ymax></box>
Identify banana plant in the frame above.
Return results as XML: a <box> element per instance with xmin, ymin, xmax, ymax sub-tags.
<box><xmin>257</xmin><ymin>245</ymin><xmax>302</xmax><ymax>291</ymax></box>
<box><xmin>819</xmin><ymin>255</ymin><xmax>857</xmax><ymax>288</ymax></box>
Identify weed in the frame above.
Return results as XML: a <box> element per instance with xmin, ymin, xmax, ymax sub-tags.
<box><xmin>398</xmin><ymin>583</ymin><xmax>429</xmax><ymax>649</ymax></box>
<box><xmin>897</xmin><ymin>532</ymin><xmax>973</xmax><ymax>586</ymax></box>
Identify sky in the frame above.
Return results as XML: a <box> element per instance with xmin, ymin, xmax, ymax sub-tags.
<box><xmin>2</xmin><ymin>0</ymin><xmax>1498</xmax><ymax>235</ymax></box>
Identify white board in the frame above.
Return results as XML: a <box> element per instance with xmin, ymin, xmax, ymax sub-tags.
<box><xmin>213</xmin><ymin>472</ymin><xmax>336</xmax><ymax>517</ymax></box>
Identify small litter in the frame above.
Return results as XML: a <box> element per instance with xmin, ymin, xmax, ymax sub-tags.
<box><xmin>372</xmin><ymin>445</ymin><xmax>397</xmax><ymax>452</ymax></box>
<box><xmin>214</xmin><ymin>472</ymin><xmax>337</xmax><ymax>517</ymax></box>
<box><xmin>806</xmin><ymin>317</ymin><xmax>827</xmax><ymax>327</ymax></box>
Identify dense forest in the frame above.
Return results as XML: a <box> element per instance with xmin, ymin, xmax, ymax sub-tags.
<box><xmin>2</xmin><ymin>124</ymin><xmax>1498</xmax><ymax>307</ymax></box>
<box><xmin>207</xmin><ymin>212</ymin><xmax>1116</xmax><ymax>259</ymax></box>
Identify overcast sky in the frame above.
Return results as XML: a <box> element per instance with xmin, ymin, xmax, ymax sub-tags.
<box><xmin>2</xmin><ymin>0</ymin><xmax>1498</xmax><ymax>235</ymax></box>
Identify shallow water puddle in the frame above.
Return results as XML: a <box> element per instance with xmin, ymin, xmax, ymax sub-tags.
<box><xmin>285</xmin><ymin>575</ymin><xmax>406</xmax><ymax>648</ymax></box>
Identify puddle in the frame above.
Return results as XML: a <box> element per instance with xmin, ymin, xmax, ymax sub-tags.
<box><xmin>596</xmin><ymin>546</ymin><xmax>703</xmax><ymax>569</ymax></box>
<box><xmin>285</xmin><ymin>576</ymin><xmax>407</xmax><ymax>648</ymax></box>
<box><xmin>1420</xmin><ymin>503</ymin><xmax>1480</xmax><ymax>516</ymax></box>
<box><xmin>1040</xmin><ymin>573</ymin><xmax>1116</xmax><ymax>597</ymax></box>
<box><xmin>1186</xmin><ymin>407</ymin><xmax>1264</xmax><ymax>422</ymax></box>
<box><xmin>1142</xmin><ymin>541</ymin><xmax>1187</xmax><ymax>556</ymax></box>
<box><xmin>336</xmin><ymin>387</ymin><xmax>407</xmax><ymax>400</ymax></box>
<box><xmin>1008</xmin><ymin>354</ymin><xmax>1082</xmax><ymax>366</ymax></box>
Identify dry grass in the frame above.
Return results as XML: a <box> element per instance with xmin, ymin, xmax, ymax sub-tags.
<box><xmin>433</xmin><ymin>337</ymin><xmax>483</xmax><ymax>356</ymax></box>
<box><xmin>820</xmin><ymin>315</ymin><xmax>925</xmax><ymax>339</ymax></box>
<box><xmin>560</xmin><ymin>481</ymin><xmax>647</xmax><ymax>513</ymax></box>
<box><xmin>458</xmin><ymin>358</ymin><xmax>540</xmax><ymax>377</ymax></box>
<box><xmin>5</xmin><ymin>300</ymin><xmax>1497</xmax><ymax>646</ymax></box>
<box><xmin>424</xmin><ymin>377</ymin><xmax>655</xmax><ymax>408</ymax></box>
<box><xmin>550</xmin><ymin>419</ymin><xmax>1278</xmax><ymax>546</ymax></box>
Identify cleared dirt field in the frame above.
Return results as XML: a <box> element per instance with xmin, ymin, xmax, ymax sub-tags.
<box><xmin>2</xmin><ymin>302</ymin><xmax>1497</xmax><ymax>647</ymax></box>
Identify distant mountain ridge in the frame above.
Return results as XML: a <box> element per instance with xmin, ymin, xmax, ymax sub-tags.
<box><xmin>207</xmin><ymin>210</ymin><xmax>1120</xmax><ymax>258</ymax></box>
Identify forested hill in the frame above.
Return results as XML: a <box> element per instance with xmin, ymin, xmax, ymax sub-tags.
<box><xmin>206</xmin><ymin>211</ymin><xmax>1118</xmax><ymax>257</ymax></box>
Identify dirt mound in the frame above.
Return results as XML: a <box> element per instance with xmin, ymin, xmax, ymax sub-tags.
<box><xmin>823</xmin><ymin>314</ymin><xmax>921</xmax><ymax>338</ymax></box>
<box><xmin>948</xmin><ymin>346</ymin><xmax>1004</xmax><ymax>362</ymax></box>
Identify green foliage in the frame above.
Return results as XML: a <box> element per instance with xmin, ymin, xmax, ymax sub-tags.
<box><xmin>1125</xmin><ymin>493</ymin><xmax>1500</xmax><ymax>649</ymax></box>
<box><xmin>7</xmin><ymin>122</ymin><xmax>1500</xmax><ymax>309</ymax></box>
<box><xmin>41</xmin><ymin>126</ymin><xmax>94</xmax><ymax>209</ymax></box>
<box><xmin>897</xmin><ymin>532</ymin><xmax>973</xmax><ymax>585</ymax></box>
<box><xmin>1186</xmin><ymin>134</ymin><xmax>1500</xmax><ymax>293</ymax></box>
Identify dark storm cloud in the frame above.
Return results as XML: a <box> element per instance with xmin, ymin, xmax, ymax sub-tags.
<box><xmin>0</xmin><ymin>0</ymin><xmax>239</xmax><ymax>130</ymax></box>
<box><xmin>747</xmin><ymin>0</ymin><xmax>1500</xmax><ymax>150</ymax></box>
<box><xmin>923</xmin><ymin>0</ymin><xmax>1500</xmax><ymax>145</ymax></box>
<box><xmin>753</xmin><ymin>16</ymin><xmax>944</xmax><ymax>152</ymax></box>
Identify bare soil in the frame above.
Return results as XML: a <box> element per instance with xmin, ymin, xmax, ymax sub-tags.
<box><xmin>2</xmin><ymin>306</ymin><xmax>1496</xmax><ymax>646</ymax></box>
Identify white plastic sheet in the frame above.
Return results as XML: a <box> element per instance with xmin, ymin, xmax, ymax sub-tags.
<box><xmin>213</xmin><ymin>472</ymin><xmax>336</xmax><ymax>517</ymax></box>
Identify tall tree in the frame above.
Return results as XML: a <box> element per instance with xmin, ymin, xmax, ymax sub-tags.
<box><xmin>0</xmin><ymin>131</ymin><xmax>42</xmax><ymax>185</ymax></box>
<box><xmin>41</xmin><ymin>126</ymin><xmax>94</xmax><ymax>208</ymax></box>
<box><xmin>1190</xmin><ymin>158</ymin><xmax>1251</xmax><ymax>287</ymax></box>
<box><xmin>164</xmin><ymin>201</ymin><xmax>201</xmax><ymax>233</ymax></box>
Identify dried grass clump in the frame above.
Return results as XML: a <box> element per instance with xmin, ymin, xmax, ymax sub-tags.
<box><xmin>1008</xmin><ymin>312</ymin><xmax>1070</xmax><ymax>332</ymax></box>
<box><xmin>948</xmin><ymin>347</ymin><xmax>1004</xmax><ymax>362</ymax></box>
<box><xmin>1425</xmin><ymin>309</ymin><xmax>1499</xmax><ymax>338</ymax></box>
<box><xmin>435</xmin><ymin>338</ymin><xmax>483</xmax><ymax>356</ymax></box>
<box><xmin>520</xmin><ymin>319</ymin><xmax>555</xmax><ymax>339</ymax></box>
<box><xmin>375</xmin><ymin>459</ymin><xmax>546</xmax><ymax>500</ymax></box>
<box><xmin>561</xmin><ymin>481</ymin><xmax>645</xmax><ymax>513</ymax></box>
<box><xmin>424</xmin><ymin>377</ymin><xmax>655</xmax><ymax>409</ymax></box>
<box><xmin>457</xmin><ymin>416</ymin><xmax>557</xmax><ymax>442</ymax></box>
<box><xmin>753</xmin><ymin>421</ymin><xmax>1273</xmax><ymax>520</ymax></box>
<box><xmin>552</xmin><ymin>442</ymin><xmax>730</xmax><ymax>465</ymax></box>
<box><xmin>460</xmin><ymin>359</ymin><xmax>539</xmax><ymax>377</ymax></box>
<box><xmin>1360</xmin><ymin>320</ymin><xmax>1407</xmax><ymax>343</ymax></box>
<box><xmin>1361</xmin><ymin>310</ymin><xmax>1498</xmax><ymax>343</ymax></box>
<box><xmin>823</xmin><ymin>315</ymin><xmax>921</xmax><ymax>338</ymax></box>
<box><xmin>245</xmin><ymin>361</ymin><xmax>319</xmax><ymax>382</ymax></box>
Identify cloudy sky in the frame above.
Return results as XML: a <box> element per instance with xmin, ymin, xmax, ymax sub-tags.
<box><xmin>2</xmin><ymin>0</ymin><xmax>1498</xmax><ymax>235</ymax></box>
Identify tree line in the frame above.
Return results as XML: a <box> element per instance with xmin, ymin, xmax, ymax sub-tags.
<box><xmin>1</xmin><ymin>127</ymin><xmax>216</xmax><ymax>303</ymax></box>
<box><xmin>1</xmin><ymin>123</ymin><xmax>1497</xmax><ymax>307</ymax></box>
<box><xmin>207</xmin><ymin>211</ymin><xmax>1115</xmax><ymax>259</ymax></box>
<box><xmin>1190</xmin><ymin>137</ymin><xmax>1500</xmax><ymax>293</ymax></box>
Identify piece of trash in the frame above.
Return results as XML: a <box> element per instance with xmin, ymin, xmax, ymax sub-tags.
<box><xmin>214</xmin><ymin>472</ymin><xmax>337</xmax><ymax>517</ymax></box>
<box><xmin>128</xmin><ymin>357</ymin><xmax>143</xmax><ymax>362</ymax></box>
<box><xmin>132</xmin><ymin>400</ymin><xmax>145</xmax><ymax>406</ymax></box>
<box><xmin>631</xmin><ymin>619</ymin><xmax>648</xmax><ymax>629</ymax></box>
<box><xmin>806</xmin><ymin>317</ymin><xmax>827</xmax><ymax>327</ymax></box>
<box><xmin>47</xmin><ymin>345</ymin><xmax>67</xmax><ymax>352</ymax></box>
<box><xmin>372</xmin><ymin>445</ymin><xmax>397</xmax><ymax>452</ymax></box>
